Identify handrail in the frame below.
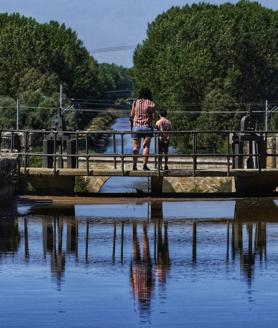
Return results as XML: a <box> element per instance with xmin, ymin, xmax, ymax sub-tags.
<box><xmin>0</xmin><ymin>129</ymin><xmax>278</xmax><ymax>134</ymax></box>
<box><xmin>0</xmin><ymin>129</ymin><xmax>274</xmax><ymax>176</ymax></box>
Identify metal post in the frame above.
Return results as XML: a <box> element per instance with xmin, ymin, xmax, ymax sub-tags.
<box><xmin>265</xmin><ymin>100</ymin><xmax>268</xmax><ymax>132</ymax></box>
<box><xmin>11</xmin><ymin>131</ymin><xmax>14</xmax><ymax>152</ymax></box>
<box><xmin>154</xmin><ymin>132</ymin><xmax>157</xmax><ymax>169</ymax></box>
<box><xmin>192</xmin><ymin>132</ymin><xmax>197</xmax><ymax>176</ymax></box>
<box><xmin>121</xmin><ymin>133</ymin><xmax>124</xmax><ymax>174</ymax></box>
<box><xmin>24</xmin><ymin>131</ymin><xmax>28</xmax><ymax>173</ymax></box>
<box><xmin>113</xmin><ymin>134</ymin><xmax>117</xmax><ymax>169</ymax></box>
<box><xmin>54</xmin><ymin>132</ymin><xmax>57</xmax><ymax>174</ymax></box>
<box><xmin>86</xmin><ymin>133</ymin><xmax>89</xmax><ymax>175</ymax></box>
<box><xmin>76</xmin><ymin>132</ymin><xmax>79</xmax><ymax>168</ymax></box>
<box><xmin>227</xmin><ymin>133</ymin><xmax>230</xmax><ymax>176</ymax></box>
<box><xmin>16</xmin><ymin>99</ymin><xmax>19</xmax><ymax>130</ymax></box>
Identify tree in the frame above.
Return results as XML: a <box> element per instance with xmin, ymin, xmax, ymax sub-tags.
<box><xmin>133</xmin><ymin>1</ymin><xmax>278</xmax><ymax>150</ymax></box>
<box><xmin>0</xmin><ymin>13</ymin><xmax>133</xmax><ymax>130</ymax></box>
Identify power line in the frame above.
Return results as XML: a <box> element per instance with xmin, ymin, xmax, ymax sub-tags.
<box><xmin>78</xmin><ymin>109</ymin><xmax>271</xmax><ymax>114</ymax></box>
<box><xmin>91</xmin><ymin>45</ymin><xmax>136</xmax><ymax>53</ymax></box>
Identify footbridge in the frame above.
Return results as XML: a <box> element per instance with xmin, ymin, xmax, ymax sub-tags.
<box><xmin>1</xmin><ymin>128</ymin><xmax>278</xmax><ymax>195</ymax></box>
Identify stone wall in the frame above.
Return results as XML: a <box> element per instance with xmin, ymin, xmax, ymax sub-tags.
<box><xmin>165</xmin><ymin>177</ymin><xmax>233</xmax><ymax>193</ymax></box>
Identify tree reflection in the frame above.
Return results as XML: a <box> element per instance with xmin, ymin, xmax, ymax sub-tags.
<box><xmin>0</xmin><ymin>218</ymin><xmax>20</xmax><ymax>256</ymax></box>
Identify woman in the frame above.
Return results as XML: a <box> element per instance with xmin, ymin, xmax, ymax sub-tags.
<box><xmin>130</xmin><ymin>88</ymin><xmax>156</xmax><ymax>171</ymax></box>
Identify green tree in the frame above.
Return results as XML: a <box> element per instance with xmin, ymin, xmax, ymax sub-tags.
<box><xmin>133</xmin><ymin>1</ymin><xmax>278</xmax><ymax>151</ymax></box>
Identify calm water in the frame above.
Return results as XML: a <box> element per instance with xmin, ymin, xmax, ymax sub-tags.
<box><xmin>1</xmin><ymin>198</ymin><xmax>278</xmax><ymax>327</ymax></box>
<box><xmin>1</xmin><ymin>118</ymin><xmax>278</xmax><ymax>327</ymax></box>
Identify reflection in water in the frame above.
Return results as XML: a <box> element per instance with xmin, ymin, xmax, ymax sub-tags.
<box><xmin>2</xmin><ymin>199</ymin><xmax>278</xmax><ymax>326</ymax></box>
<box><xmin>130</xmin><ymin>223</ymin><xmax>153</xmax><ymax>317</ymax></box>
<box><xmin>42</xmin><ymin>217</ymin><xmax>66</xmax><ymax>287</ymax></box>
<box><xmin>0</xmin><ymin>218</ymin><xmax>20</xmax><ymax>255</ymax></box>
<box><xmin>231</xmin><ymin>222</ymin><xmax>267</xmax><ymax>286</ymax></box>
<box><xmin>155</xmin><ymin>222</ymin><xmax>171</xmax><ymax>285</ymax></box>
<box><xmin>3</xmin><ymin>215</ymin><xmax>270</xmax><ymax>316</ymax></box>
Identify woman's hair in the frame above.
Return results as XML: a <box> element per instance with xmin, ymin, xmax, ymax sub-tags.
<box><xmin>139</xmin><ymin>88</ymin><xmax>152</xmax><ymax>101</ymax></box>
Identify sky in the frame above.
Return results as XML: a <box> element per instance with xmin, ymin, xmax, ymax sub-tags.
<box><xmin>0</xmin><ymin>0</ymin><xmax>277</xmax><ymax>67</ymax></box>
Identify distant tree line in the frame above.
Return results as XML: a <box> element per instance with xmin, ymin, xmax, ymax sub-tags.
<box><xmin>0</xmin><ymin>13</ymin><xmax>132</xmax><ymax>130</ymax></box>
<box><xmin>133</xmin><ymin>1</ymin><xmax>278</xmax><ymax>150</ymax></box>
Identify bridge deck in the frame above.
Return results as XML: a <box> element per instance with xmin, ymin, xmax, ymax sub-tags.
<box><xmin>20</xmin><ymin>167</ymin><xmax>278</xmax><ymax>177</ymax></box>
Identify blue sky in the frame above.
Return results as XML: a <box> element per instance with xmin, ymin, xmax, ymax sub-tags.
<box><xmin>0</xmin><ymin>0</ymin><xmax>277</xmax><ymax>67</ymax></box>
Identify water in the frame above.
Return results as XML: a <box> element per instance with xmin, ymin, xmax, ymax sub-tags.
<box><xmin>104</xmin><ymin>117</ymin><xmax>177</xmax><ymax>155</ymax></box>
<box><xmin>1</xmin><ymin>118</ymin><xmax>278</xmax><ymax>327</ymax></box>
<box><xmin>1</xmin><ymin>198</ymin><xmax>278</xmax><ymax>327</ymax></box>
<box><xmin>101</xmin><ymin>117</ymin><xmax>176</xmax><ymax>193</ymax></box>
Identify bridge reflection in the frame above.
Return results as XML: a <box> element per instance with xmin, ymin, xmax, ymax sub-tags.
<box><xmin>0</xmin><ymin>199</ymin><xmax>277</xmax><ymax>315</ymax></box>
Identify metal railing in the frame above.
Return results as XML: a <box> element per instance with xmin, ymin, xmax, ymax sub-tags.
<box><xmin>0</xmin><ymin>129</ymin><xmax>276</xmax><ymax>176</ymax></box>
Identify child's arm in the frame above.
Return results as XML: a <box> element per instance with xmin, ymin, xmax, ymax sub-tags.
<box><xmin>130</xmin><ymin>101</ymin><xmax>136</xmax><ymax>129</ymax></box>
<box><xmin>130</xmin><ymin>101</ymin><xmax>135</xmax><ymax>119</ymax></box>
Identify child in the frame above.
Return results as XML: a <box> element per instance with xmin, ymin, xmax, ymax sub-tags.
<box><xmin>155</xmin><ymin>109</ymin><xmax>172</xmax><ymax>171</ymax></box>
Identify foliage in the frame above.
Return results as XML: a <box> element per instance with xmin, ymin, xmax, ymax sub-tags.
<box><xmin>0</xmin><ymin>96</ymin><xmax>17</xmax><ymax>128</ymax></box>
<box><xmin>133</xmin><ymin>1</ymin><xmax>278</xmax><ymax>150</ymax></box>
<box><xmin>0</xmin><ymin>13</ymin><xmax>132</xmax><ymax>130</ymax></box>
<box><xmin>75</xmin><ymin>177</ymin><xmax>89</xmax><ymax>193</ymax></box>
<box><xmin>98</xmin><ymin>63</ymin><xmax>133</xmax><ymax>95</ymax></box>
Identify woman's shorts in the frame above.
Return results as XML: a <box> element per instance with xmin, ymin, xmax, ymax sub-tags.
<box><xmin>132</xmin><ymin>127</ymin><xmax>154</xmax><ymax>139</ymax></box>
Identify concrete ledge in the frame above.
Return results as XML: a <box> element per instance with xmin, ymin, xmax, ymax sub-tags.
<box><xmin>24</xmin><ymin>175</ymin><xmax>75</xmax><ymax>195</ymax></box>
<box><xmin>20</xmin><ymin>167</ymin><xmax>278</xmax><ymax>177</ymax></box>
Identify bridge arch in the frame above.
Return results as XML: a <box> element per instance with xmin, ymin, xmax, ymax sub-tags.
<box><xmin>86</xmin><ymin>176</ymin><xmax>110</xmax><ymax>193</ymax></box>
<box><xmin>86</xmin><ymin>176</ymin><xmax>176</xmax><ymax>193</ymax></box>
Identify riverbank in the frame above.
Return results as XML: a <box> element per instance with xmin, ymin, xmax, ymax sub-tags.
<box><xmin>86</xmin><ymin>112</ymin><xmax>115</xmax><ymax>150</ymax></box>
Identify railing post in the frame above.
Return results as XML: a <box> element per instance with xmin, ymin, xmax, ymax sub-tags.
<box><xmin>86</xmin><ymin>133</ymin><xmax>89</xmax><ymax>175</ymax></box>
<box><xmin>154</xmin><ymin>132</ymin><xmax>157</xmax><ymax>169</ymax></box>
<box><xmin>121</xmin><ymin>133</ymin><xmax>124</xmax><ymax>175</ymax></box>
<box><xmin>59</xmin><ymin>134</ymin><xmax>63</xmax><ymax>168</ymax></box>
<box><xmin>76</xmin><ymin>132</ymin><xmax>79</xmax><ymax>168</ymax></box>
<box><xmin>53</xmin><ymin>132</ymin><xmax>57</xmax><ymax>174</ymax></box>
<box><xmin>11</xmin><ymin>131</ymin><xmax>14</xmax><ymax>152</ymax></box>
<box><xmin>24</xmin><ymin>131</ymin><xmax>28</xmax><ymax>173</ymax></box>
<box><xmin>113</xmin><ymin>133</ymin><xmax>117</xmax><ymax>169</ymax></box>
<box><xmin>227</xmin><ymin>133</ymin><xmax>230</xmax><ymax>176</ymax></box>
<box><xmin>192</xmin><ymin>132</ymin><xmax>197</xmax><ymax>176</ymax></box>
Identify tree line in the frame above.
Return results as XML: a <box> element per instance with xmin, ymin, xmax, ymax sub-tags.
<box><xmin>133</xmin><ymin>1</ymin><xmax>278</xmax><ymax>150</ymax></box>
<box><xmin>0</xmin><ymin>13</ymin><xmax>132</xmax><ymax>130</ymax></box>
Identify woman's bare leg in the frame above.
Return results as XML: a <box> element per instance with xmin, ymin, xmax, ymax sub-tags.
<box><xmin>143</xmin><ymin>137</ymin><xmax>151</xmax><ymax>165</ymax></box>
<box><xmin>133</xmin><ymin>138</ymin><xmax>141</xmax><ymax>167</ymax></box>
